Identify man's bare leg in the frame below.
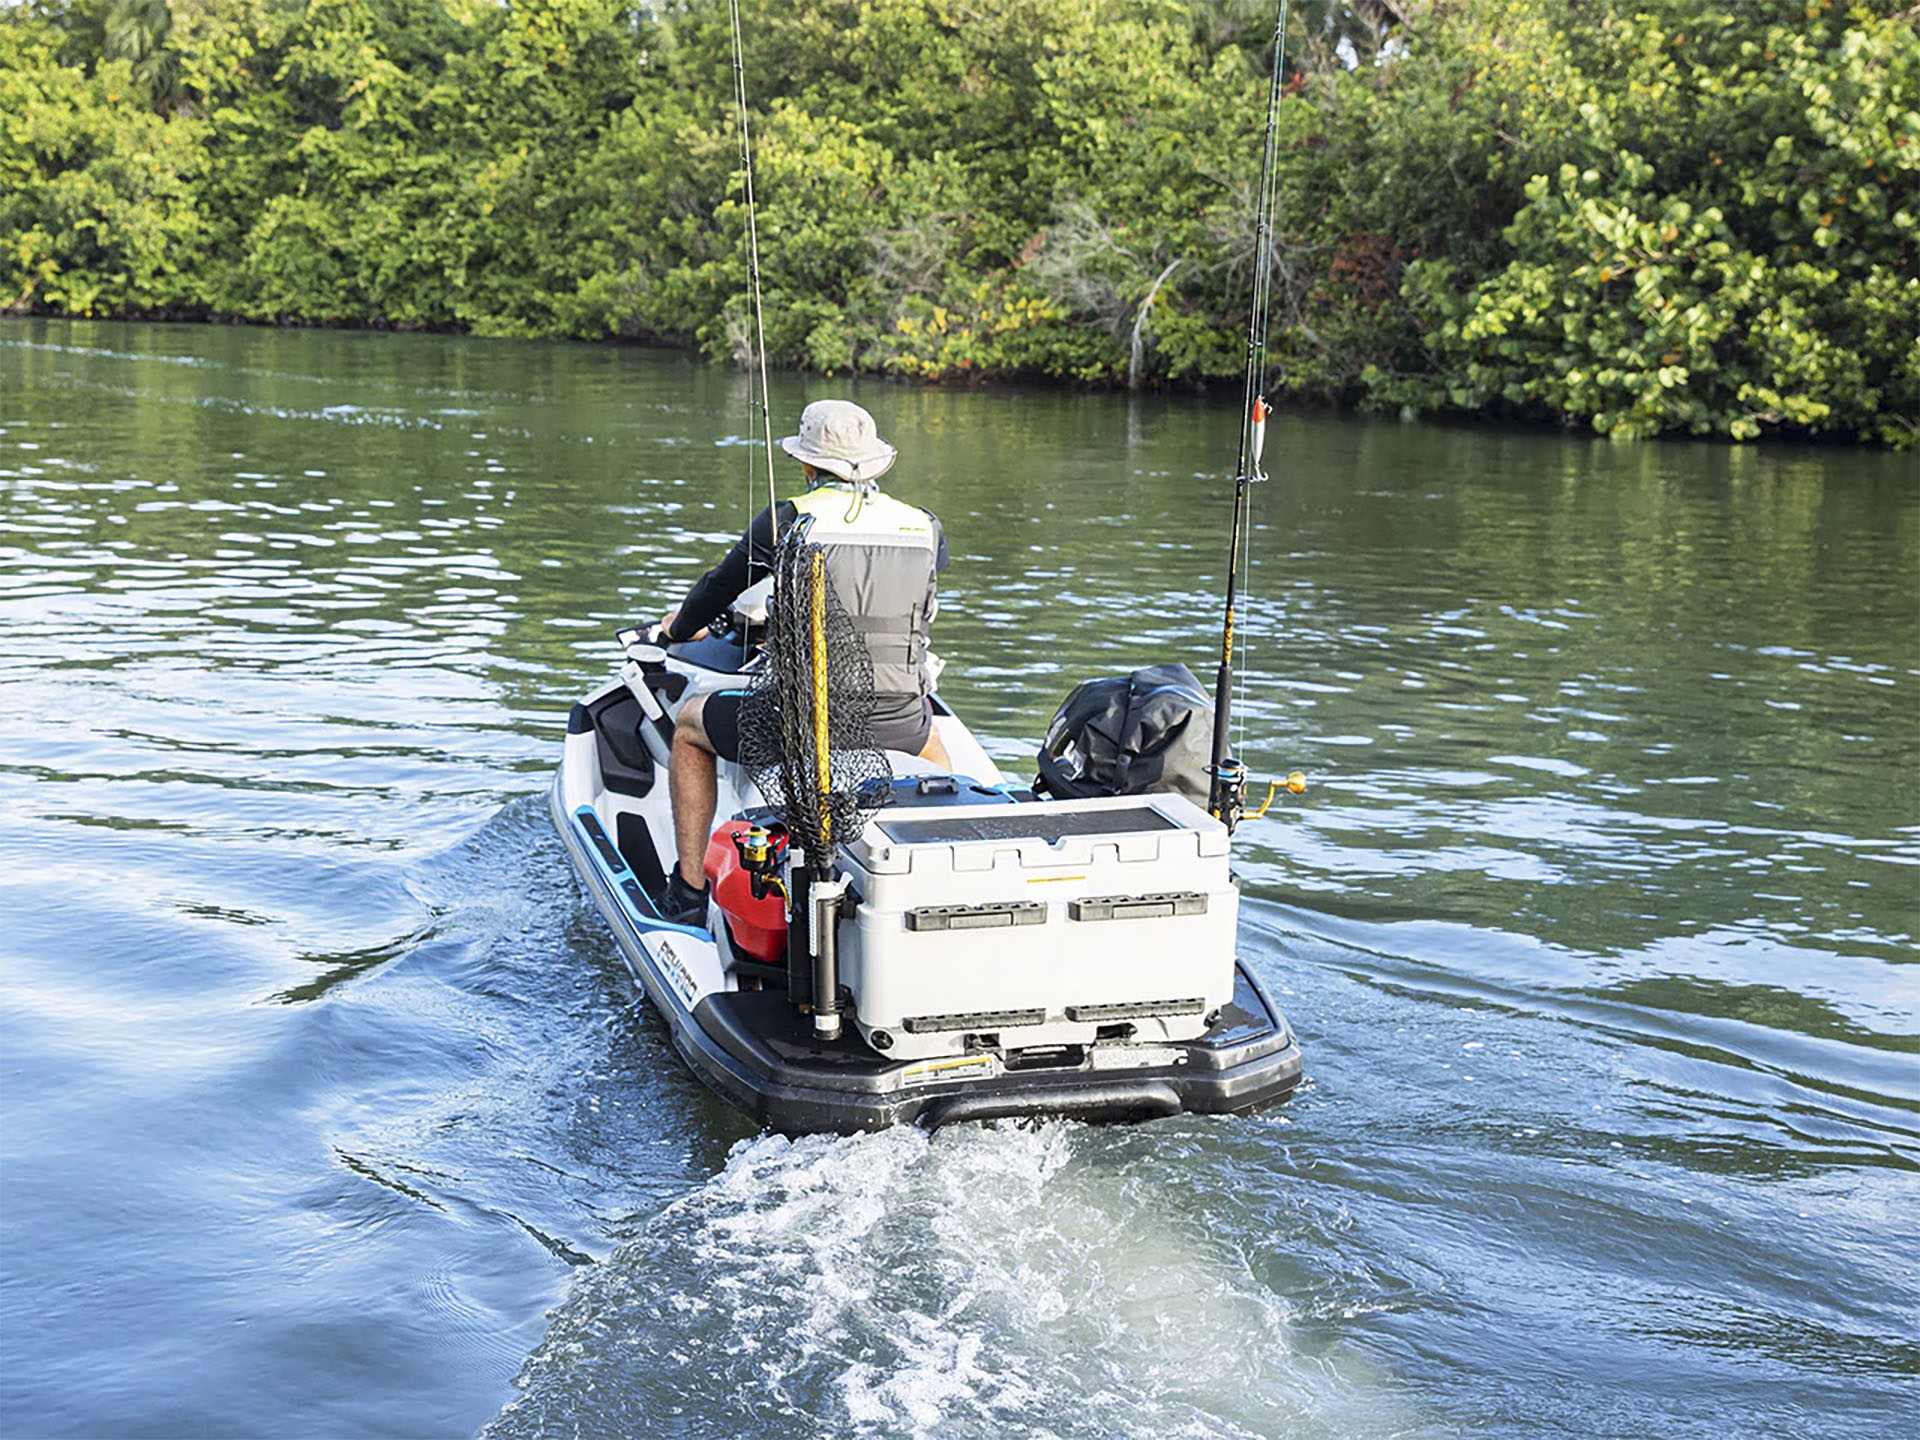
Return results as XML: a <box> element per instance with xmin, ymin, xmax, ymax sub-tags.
<box><xmin>668</xmin><ymin>694</ymin><xmax>718</xmax><ymax>889</ymax></box>
<box><xmin>919</xmin><ymin>724</ymin><xmax>953</xmax><ymax>771</ymax></box>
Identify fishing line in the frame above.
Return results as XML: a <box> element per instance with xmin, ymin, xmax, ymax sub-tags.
<box><xmin>727</xmin><ymin>0</ymin><xmax>778</xmax><ymax>575</ymax></box>
<box><xmin>1246</xmin><ymin>0</ymin><xmax>1288</xmax><ymax>749</ymax></box>
<box><xmin>1239</xmin><ymin>438</ymin><xmax>1253</xmax><ymax>759</ymax></box>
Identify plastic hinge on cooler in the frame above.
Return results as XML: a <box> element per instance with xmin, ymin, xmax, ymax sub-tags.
<box><xmin>904</xmin><ymin>901</ymin><xmax>1048</xmax><ymax>932</ymax></box>
<box><xmin>1068</xmin><ymin>892</ymin><xmax>1209</xmax><ymax>922</ymax></box>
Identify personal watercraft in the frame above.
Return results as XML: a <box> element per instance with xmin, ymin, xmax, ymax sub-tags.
<box><xmin>550</xmin><ymin>0</ymin><xmax>1308</xmax><ymax>1135</ymax></box>
<box><xmin>550</xmin><ymin>598</ymin><xmax>1303</xmax><ymax>1135</ymax></box>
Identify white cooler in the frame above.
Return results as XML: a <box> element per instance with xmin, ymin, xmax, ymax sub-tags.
<box><xmin>837</xmin><ymin>792</ymin><xmax>1239</xmax><ymax>1060</ymax></box>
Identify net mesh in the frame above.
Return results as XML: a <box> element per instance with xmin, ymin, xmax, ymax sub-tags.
<box><xmin>738</xmin><ymin>528</ymin><xmax>892</xmax><ymax>874</ymax></box>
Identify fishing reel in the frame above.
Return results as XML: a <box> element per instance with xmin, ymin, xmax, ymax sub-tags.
<box><xmin>1209</xmin><ymin>758</ymin><xmax>1308</xmax><ymax>832</ymax></box>
<box><xmin>731</xmin><ymin>823</ymin><xmax>788</xmax><ymax>902</ymax></box>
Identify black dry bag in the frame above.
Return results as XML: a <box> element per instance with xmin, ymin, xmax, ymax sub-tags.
<box><xmin>1035</xmin><ymin>663</ymin><xmax>1214</xmax><ymax>805</ymax></box>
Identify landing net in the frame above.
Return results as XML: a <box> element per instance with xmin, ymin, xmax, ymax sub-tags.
<box><xmin>737</xmin><ymin>529</ymin><xmax>891</xmax><ymax>875</ymax></box>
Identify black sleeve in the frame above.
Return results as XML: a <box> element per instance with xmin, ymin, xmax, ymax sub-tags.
<box><xmin>669</xmin><ymin>501</ymin><xmax>795</xmax><ymax>640</ymax></box>
<box><xmin>926</xmin><ymin>510</ymin><xmax>950</xmax><ymax>574</ymax></box>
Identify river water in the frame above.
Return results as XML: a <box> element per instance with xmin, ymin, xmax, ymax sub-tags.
<box><xmin>1</xmin><ymin>319</ymin><xmax>1914</xmax><ymax>1438</ymax></box>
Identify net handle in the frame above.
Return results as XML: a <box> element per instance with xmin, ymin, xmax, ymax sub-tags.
<box><xmin>809</xmin><ymin>549</ymin><xmax>832</xmax><ymax>857</ymax></box>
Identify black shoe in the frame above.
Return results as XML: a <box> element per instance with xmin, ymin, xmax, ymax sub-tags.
<box><xmin>652</xmin><ymin>868</ymin><xmax>710</xmax><ymax>928</ymax></box>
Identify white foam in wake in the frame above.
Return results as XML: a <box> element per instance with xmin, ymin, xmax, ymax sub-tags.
<box><xmin>487</xmin><ymin>1121</ymin><xmax>1418</xmax><ymax>1439</ymax></box>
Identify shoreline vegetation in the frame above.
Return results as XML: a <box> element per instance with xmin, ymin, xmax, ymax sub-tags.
<box><xmin>4</xmin><ymin>1</ymin><xmax>1915</xmax><ymax>447</ymax></box>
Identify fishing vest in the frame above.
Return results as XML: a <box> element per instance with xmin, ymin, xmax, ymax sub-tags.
<box><xmin>788</xmin><ymin>485</ymin><xmax>939</xmax><ymax>699</ymax></box>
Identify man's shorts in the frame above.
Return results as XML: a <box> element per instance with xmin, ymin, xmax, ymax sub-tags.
<box><xmin>700</xmin><ymin>688</ymin><xmax>933</xmax><ymax>761</ymax></box>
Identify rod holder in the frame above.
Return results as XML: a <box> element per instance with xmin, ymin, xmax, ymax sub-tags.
<box><xmin>808</xmin><ymin>873</ymin><xmax>850</xmax><ymax>1041</ymax></box>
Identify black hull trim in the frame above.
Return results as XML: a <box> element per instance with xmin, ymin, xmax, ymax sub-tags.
<box><xmin>553</xmin><ymin>775</ymin><xmax>1302</xmax><ymax>1135</ymax></box>
<box><xmin>691</xmin><ymin>968</ymin><xmax>1302</xmax><ymax>1134</ymax></box>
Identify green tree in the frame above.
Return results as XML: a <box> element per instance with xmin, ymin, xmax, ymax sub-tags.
<box><xmin>1379</xmin><ymin>1</ymin><xmax>1919</xmax><ymax>444</ymax></box>
<box><xmin>0</xmin><ymin>18</ymin><xmax>209</xmax><ymax>314</ymax></box>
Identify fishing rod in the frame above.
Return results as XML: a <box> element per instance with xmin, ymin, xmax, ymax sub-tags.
<box><xmin>1207</xmin><ymin>0</ymin><xmax>1293</xmax><ymax>833</ymax></box>
<box><xmin>723</xmin><ymin>0</ymin><xmax>863</xmax><ymax>1041</ymax></box>
<box><xmin>726</xmin><ymin>0</ymin><xmax>778</xmax><ymax>574</ymax></box>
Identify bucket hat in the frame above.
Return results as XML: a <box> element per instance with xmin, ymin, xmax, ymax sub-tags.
<box><xmin>778</xmin><ymin>399</ymin><xmax>897</xmax><ymax>484</ymax></box>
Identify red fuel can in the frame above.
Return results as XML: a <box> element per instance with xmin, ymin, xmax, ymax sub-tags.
<box><xmin>703</xmin><ymin>820</ymin><xmax>789</xmax><ymax>963</ymax></box>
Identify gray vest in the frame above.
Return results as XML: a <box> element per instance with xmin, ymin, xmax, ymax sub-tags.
<box><xmin>789</xmin><ymin>486</ymin><xmax>939</xmax><ymax>698</ymax></box>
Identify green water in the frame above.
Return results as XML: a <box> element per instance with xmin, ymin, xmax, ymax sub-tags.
<box><xmin>2</xmin><ymin>318</ymin><xmax>1915</xmax><ymax>1439</ymax></box>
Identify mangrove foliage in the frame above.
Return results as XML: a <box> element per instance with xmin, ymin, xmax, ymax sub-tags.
<box><xmin>3</xmin><ymin>0</ymin><xmax>1915</xmax><ymax>444</ymax></box>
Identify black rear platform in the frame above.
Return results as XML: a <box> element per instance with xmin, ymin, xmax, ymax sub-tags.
<box><xmin>686</xmin><ymin>963</ymin><xmax>1301</xmax><ymax>1134</ymax></box>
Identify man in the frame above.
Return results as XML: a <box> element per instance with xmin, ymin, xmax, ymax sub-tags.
<box><xmin>650</xmin><ymin>399</ymin><xmax>950</xmax><ymax>927</ymax></box>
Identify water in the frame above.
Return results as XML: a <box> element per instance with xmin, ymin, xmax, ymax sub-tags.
<box><xmin>2</xmin><ymin>319</ymin><xmax>1914</xmax><ymax>1438</ymax></box>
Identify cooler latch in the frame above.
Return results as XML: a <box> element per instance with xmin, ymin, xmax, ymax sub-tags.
<box><xmin>1068</xmin><ymin>892</ymin><xmax>1209</xmax><ymax>922</ymax></box>
<box><xmin>905</xmin><ymin>900</ymin><xmax>1047</xmax><ymax>932</ymax></box>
